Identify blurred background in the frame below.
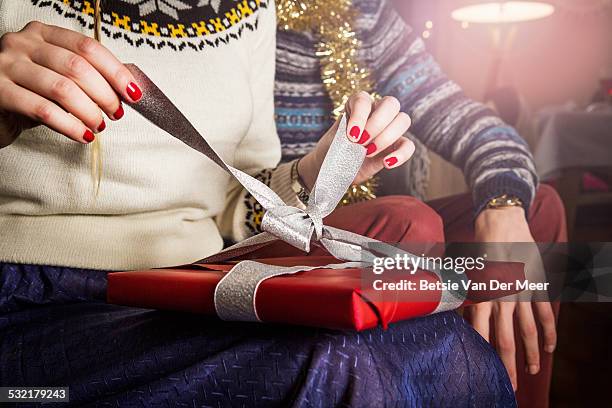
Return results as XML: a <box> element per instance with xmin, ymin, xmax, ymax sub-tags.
<box><xmin>393</xmin><ymin>0</ymin><xmax>611</xmax><ymax>219</ymax></box>
<box><xmin>389</xmin><ymin>1</ymin><xmax>612</xmax><ymax>406</ymax></box>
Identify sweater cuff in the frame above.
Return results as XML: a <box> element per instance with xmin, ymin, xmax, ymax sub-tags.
<box><xmin>473</xmin><ymin>172</ymin><xmax>535</xmax><ymax>218</ymax></box>
<box><xmin>237</xmin><ymin>160</ymin><xmax>306</xmax><ymax>241</ymax></box>
<box><xmin>269</xmin><ymin>160</ymin><xmax>307</xmax><ymax>210</ymax></box>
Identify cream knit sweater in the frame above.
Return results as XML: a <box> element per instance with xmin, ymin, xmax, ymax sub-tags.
<box><xmin>0</xmin><ymin>0</ymin><xmax>301</xmax><ymax>270</ymax></box>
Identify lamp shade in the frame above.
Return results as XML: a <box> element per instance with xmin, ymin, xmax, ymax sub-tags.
<box><xmin>451</xmin><ymin>1</ymin><xmax>555</xmax><ymax>24</ymax></box>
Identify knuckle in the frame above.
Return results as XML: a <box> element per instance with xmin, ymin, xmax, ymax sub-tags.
<box><xmin>33</xmin><ymin>102</ymin><xmax>54</xmax><ymax>122</ymax></box>
<box><xmin>65</xmin><ymin>54</ymin><xmax>89</xmax><ymax>77</ymax></box>
<box><xmin>0</xmin><ymin>32</ymin><xmax>19</xmax><ymax>51</ymax></box>
<box><xmin>22</xmin><ymin>21</ymin><xmax>43</xmax><ymax>33</ymax></box>
<box><xmin>0</xmin><ymin>59</ymin><xmax>19</xmax><ymax>77</ymax></box>
<box><xmin>497</xmin><ymin>338</ymin><xmax>514</xmax><ymax>354</ymax></box>
<box><xmin>526</xmin><ymin>350</ymin><xmax>539</xmax><ymax>362</ymax></box>
<box><xmin>114</xmin><ymin>66</ymin><xmax>131</xmax><ymax>85</ymax></box>
<box><xmin>472</xmin><ymin>302</ymin><xmax>491</xmax><ymax>313</ymax></box>
<box><xmin>539</xmin><ymin>312</ymin><xmax>554</xmax><ymax>325</ymax></box>
<box><xmin>50</xmin><ymin>77</ymin><xmax>74</xmax><ymax>99</ymax></box>
<box><xmin>101</xmin><ymin>97</ymin><xmax>118</xmax><ymax>114</ymax></box>
<box><xmin>544</xmin><ymin>328</ymin><xmax>557</xmax><ymax>340</ymax></box>
<box><xmin>0</xmin><ymin>82</ymin><xmax>11</xmax><ymax>105</ymax></box>
<box><xmin>521</xmin><ymin>323</ymin><xmax>538</xmax><ymax>338</ymax></box>
<box><xmin>398</xmin><ymin>111</ymin><xmax>412</xmax><ymax>125</ymax></box>
<box><xmin>383</xmin><ymin>96</ymin><xmax>401</xmax><ymax>110</ymax></box>
<box><xmin>352</xmin><ymin>91</ymin><xmax>372</xmax><ymax>104</ymax></box>
<box><xmin>368</xmin><ymin>116</ymin><xmax>386</xmax><ymax>131</ymax></box>
<box><xmin>76</xmin><ymin>36</ymin><xmax>98</xmax><ymax>55</ymax></box>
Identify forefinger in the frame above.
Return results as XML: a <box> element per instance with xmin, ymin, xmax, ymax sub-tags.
<box><xmin>468</xmin><ymin>302</ymin><xmax>492</xmax><ymax>342</ymax></box>
<box><xmin>41</xmin><ymin>24</ymin><xmax>142</xmax><ymax>102</ymax></box>
<box><xmin>345</xmin><ymin>92</ymin><xmax>373</xmax><ymax>142</ymax></box>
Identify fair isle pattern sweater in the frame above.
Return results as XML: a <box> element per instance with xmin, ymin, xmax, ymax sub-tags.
<box><xmin>273</xmin><ymin>0</ymin><xmax>538</xmax><ymax>215</ymax></box>
<box><xmin>0</xmin><ymin>0</ymin><xmax>306</xmax><ymax>270</ymax></box>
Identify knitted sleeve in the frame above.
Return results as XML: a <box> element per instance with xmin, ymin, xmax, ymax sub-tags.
<box><xmin>356</xmin><ymin>0</ymin><xmax>538</xmax><ymax>214</ymax></box>
<box><xmin>216</xmin><ymin>0</ymin><xmax>304</xmax><ymax>242</ymax></box>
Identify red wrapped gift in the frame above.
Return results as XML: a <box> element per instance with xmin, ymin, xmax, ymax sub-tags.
<box><xmin>107</xmin><ymin>255</ymin><xmax>524</xmax><ymax>331</ymax></box>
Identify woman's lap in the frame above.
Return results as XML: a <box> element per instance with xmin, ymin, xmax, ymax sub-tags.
<box><xmin>0</xmin><ymin>268</ymin><xmax>514</xmax><ymax>407</ymax></box>
<box><xmin>0</xmin><ymin>195</ymin><xmax>518</xmax><ymax>406</ymax></box>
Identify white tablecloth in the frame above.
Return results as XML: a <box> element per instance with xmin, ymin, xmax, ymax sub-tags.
<box><xmin>534</xmin><ymin>109</ymin><xmax>612</xmax><ymax>180</ymax></box>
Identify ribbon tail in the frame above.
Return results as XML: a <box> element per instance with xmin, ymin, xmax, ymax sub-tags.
<box><xmin>321</xmin><ymin>226</ymin><xmax>468</xmax><ymax>313</ymax></box>
<box><xmin>197</xmin><ymin>232</ymin><xmax>278</xmax><ymax>264</ymax></box>
<box><xmin>125</xmin><ymin>64</ymin><xmax>286</xmax><ymax>211</ymax></box>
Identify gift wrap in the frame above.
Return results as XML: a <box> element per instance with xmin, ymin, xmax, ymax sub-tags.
<box><xmin>107</xmin><ymin>65</ymin><xmax>525</xmax><ymax>331</ymax></box>
<box><xmin>108</xmin><ymin>255</ymin><xmax>523</xmax><ymax>331</ymax></box>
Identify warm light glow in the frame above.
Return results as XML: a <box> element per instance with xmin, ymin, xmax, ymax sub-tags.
<box><xmin>451</xmin><ymin>1</ymin><xmax>555</xmax><ymax>24</ymax></box>
<box><xmin>422</xmin><ymin>30</ymin><xmax>431</xmax><ymax>39</ymax></box>
<box><xmin>425</xmin><ymin>20</ymin><xmax>433</xmax><ymax>29</ymax></box>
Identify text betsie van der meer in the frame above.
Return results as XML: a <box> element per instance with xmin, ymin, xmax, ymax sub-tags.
<box><xmin>370</xmin><ymin>254</ymin><xmax>550</xmax><ymax>292</ymax></box>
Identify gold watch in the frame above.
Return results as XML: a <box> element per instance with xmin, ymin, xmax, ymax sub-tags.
<box><xmin>486</xmin><ymin>194</ymin><xmax>523</xmax><ymax>210</ymax></box>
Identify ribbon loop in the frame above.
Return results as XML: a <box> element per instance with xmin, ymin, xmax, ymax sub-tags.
<box><xmin>306</xmin><ymin>114</ymin><xmax>365</xmax><ymax>218</ymax></box>
<box><xmin>261</xmin><ymin>206</ymin><xmax>314</xmax><ymax>252</ymax></box>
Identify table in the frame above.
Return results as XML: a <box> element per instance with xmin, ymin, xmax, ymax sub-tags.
<box><xmin>534</xmin><ymin>109</ymin><xmax>612</xmax><ymax>238</ymax></box>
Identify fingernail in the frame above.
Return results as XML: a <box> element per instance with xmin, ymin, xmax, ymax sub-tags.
<box><xmin>113</xmin><ymin>104</ymin><xmax>124</xmax><ymax>120</ymax></box>
<box><xmin>97</xmin><ymin>120</ymin><xmax>106</xmax><ymax>132</ymax></box>
<box><xmin>349</xmin><ymin>126</ymin><xmax>361</xmax><ymax>140</ymax></box>
<box><xmin>528</xmin><ymin>364</ymin><xmax>539</xmax><ymax>375</ymax></box>
<box><xmin>385</xmin><ymin>156</ymin><xmax>398</xmax><ymax>167</ymax></box>
<box><xmin>545</xmin><ymin>345</ymin><xmax>555</xmax><ymax>353</ymax></box>
<box><xmin>366</xmin><ymin>143</ymin><xmax>377</xmax><ymax>156</ymax></box>
<box><xmin>358</xmin><ymin>130</ymin><xmax>370</xmax><ymax>144</ymax></box>
<box><xmin>126</xmin><ymin>82</ymin><xmax>142</xmax><ymax>102</ymax></box>
<box><xmin>83</xmin><ymin>129</ymin><xmax>95</xmax><ymax>143</ymax></box>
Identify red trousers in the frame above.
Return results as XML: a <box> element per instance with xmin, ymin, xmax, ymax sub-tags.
<box><xmin>256</xmin><ymin>184</ymin><xmax>566</xmax><ymax>407</ymax></box>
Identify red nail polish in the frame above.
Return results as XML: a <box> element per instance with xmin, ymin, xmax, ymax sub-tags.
<box><xmin>97</xmin><ymin>120</ymin><xmax>106</xmax><ymax>132</ymax></box>
<box><xmin>385</xmin><ymin>157</ymin><xmax>398</xmax><ymax>167</ymax></box>
<box><xmin>358</xmin><ymin>130</ymin><xmax>370</xmax><ymax>145</ymax></box>
<box><xmin>366</xmin><ymin>143</ymin><xmax>377</xmax><ymax>155</ymax></box>
<box><xmin>126</xmin><ymin>82</ymin><xmax>142</xmax><ymax>102</ymax></box>
<box><xmin>83</xmin><ymin>129</ymin><xmax>95</xmax><ymax>143</ymax></box>
<box><xmin>349</xmin><ymin>126</ymin><xmax>361</xmax><ymax>139</ymax></box>
<box><xmin>113</xmin><ymin>104</ymin><xmax>124</xmax><ymax>120</ymax></box>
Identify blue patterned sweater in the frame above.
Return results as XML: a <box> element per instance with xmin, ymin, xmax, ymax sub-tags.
<box><xmin>274</xmin><ymin>0</ymin><xmax>538</xmax><ymax>214</ymax></box>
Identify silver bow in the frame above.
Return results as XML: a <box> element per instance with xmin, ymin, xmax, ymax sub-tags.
<box><xmin>126</xmin><ymin>64</ymin><xmax>467</xmax><ymax>323</ymax></box>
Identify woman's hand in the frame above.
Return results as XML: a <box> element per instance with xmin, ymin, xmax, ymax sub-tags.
<box><xmin>298</xmin><ymin>92</ymin><xmax>414</xmax><ymax>189</ymax></box>
<box><xmin>0</xmin><ymin>21</ymin><xmax>142</xmax><ymax>148</ymax></box>
<box><xmin>466</xmin><ymin>206</ymin><xmax>557</xmax><ymax>391</ymax></box>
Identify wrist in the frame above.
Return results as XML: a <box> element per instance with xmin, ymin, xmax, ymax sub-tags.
<box><xmin>296</xmin><ymin>152</ymin><xmax>319</xmax><ymax>191</ymax></box>
<box><xmin>480</xmin><ymin>205</ymin><xmax>525</xmax><ymax>221</ymax></box>
<box><xmin>476</xmin><ymin>206</ymin><xmax>528</xmax><ymax>233</ymax></box>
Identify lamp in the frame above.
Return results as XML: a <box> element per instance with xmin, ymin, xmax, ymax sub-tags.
<box><xmin>451</xmin><ymin>2</ymin><xmax>555</xmax><ymax>24</ymax></box>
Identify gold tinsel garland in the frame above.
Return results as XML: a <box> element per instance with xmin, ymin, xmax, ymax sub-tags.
<box><xmin>277</xmin><ymin>0</ymin><xmax>377</xmax><ymax>204</ymax></box>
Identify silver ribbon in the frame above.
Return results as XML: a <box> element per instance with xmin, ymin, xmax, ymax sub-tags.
<box><xmin>126</xmin><ymin>64</ymin><xmax>467</xmax><ymax>322</ymax></box>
